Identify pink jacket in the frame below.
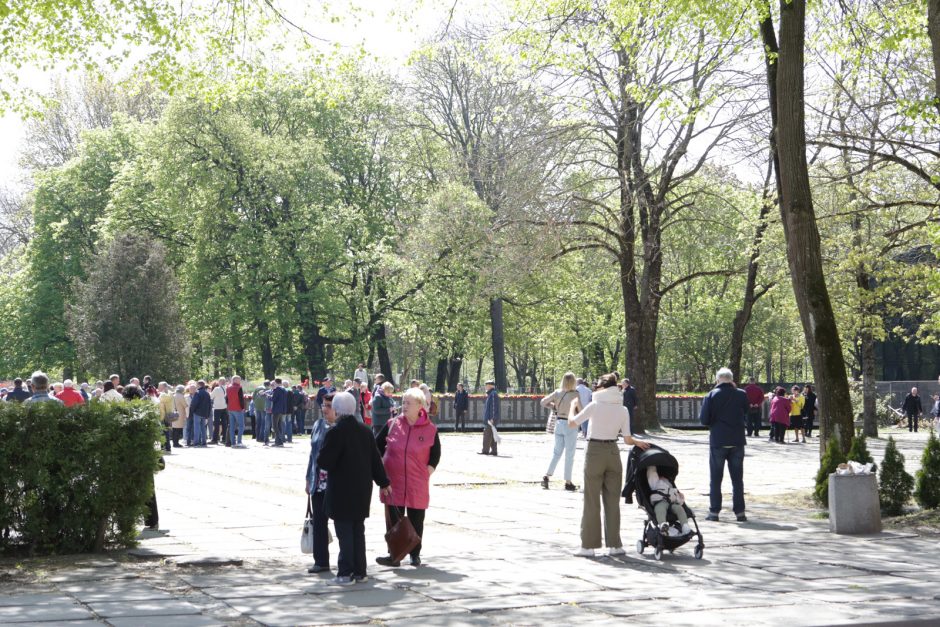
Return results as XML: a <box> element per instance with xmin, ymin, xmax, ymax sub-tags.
<box><xmin>380</xmin><ymin>412</ymin><xmax>438</xmax><ymax>510</ymax></box>
<box><xmin>770</xmin><ymin>396</ymin><xmax>792</xmax><ymax>426</ymax></box>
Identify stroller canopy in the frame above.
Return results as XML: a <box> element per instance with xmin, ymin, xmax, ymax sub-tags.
<box><xmin>622</xmin><ymin>443</ymin><xmax>680</xmax><ymax>503</ymax></box>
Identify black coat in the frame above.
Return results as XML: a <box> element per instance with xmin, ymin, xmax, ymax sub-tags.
<box><xmin>317</xmin><ymin>415</ymin><xmax>389</xmax><ymax>521</ymax></box>
<box><xmin>902</xmin><ymin>393</ymin><xmax>923</xmax><ymax>415</ymax></box>
<box><xmin>622</xmin><ymin>386</ymin><xmax>638</xmax><ymax>413</ymax></box>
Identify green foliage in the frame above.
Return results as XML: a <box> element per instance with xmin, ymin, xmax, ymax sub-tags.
<box><xmin>846</xmin><ymin>433</ymin><xmax>876</xmax><ymax>472</ymax></box>
<box><xmin>814</xmin><ymin>436</ymin><xmax>847</xmax><ymax>506</ymax></box>
<box><xmin>0</xmin><ymin>400</ymin><xmax>163</xmax><ymax>554</ymax></box>
<box><xmin>879</xmin><ymin>436</ymin><xmax>914</xmax><ymax>516</ymax></box>
<box><xmin>67</xmin><ymin>232</ymin><xmax>190</xmax><ymax>382</ymax></box>
<box><xmin>914</xmin><ymin>430</ymin><xmax>940</xmax><ymax>510</ymax></box>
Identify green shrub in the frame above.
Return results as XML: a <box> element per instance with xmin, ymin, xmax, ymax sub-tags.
<box><xmin>0</xmin><ymin>400</ymin><xmax>162</xmax><ymax>555</ymax></box>
<box><xmin>879</xmin><ymin>436</ymin><xmax>914</xmax><ymax>516</ymax></box>
<box><xmin>814</xmin><ymin>436</ymin><xmax>847</xmax><ymax>506</ymax></box>
<box><xmin>847</xmin><ymin>433</ymin><xmax>876</xmax><ymax>472</ymax></box>
<box><xmin>914</xmin><ymin>430</ymin><xmax>940</xmax><ymax>510</ymax></box>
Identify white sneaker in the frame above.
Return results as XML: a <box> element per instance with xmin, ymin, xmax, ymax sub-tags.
<box><xmin>680</xmin><ymin>523</ymin><xmax>692</xmax><ymax>535</ymax></box>
<box><xmin>608</xmin><ymin>546</ymin><xmax>626</xmax><ymax>556</ymax></box>
<box><xmin>667</xmin><ymin>527</ymin><xmax>680</xmax><ymax>536</ymax></box>
<box><xmin>573</xmin><ymin>547</ymin><xmax>595</xmax><ymax>557</ymax></box>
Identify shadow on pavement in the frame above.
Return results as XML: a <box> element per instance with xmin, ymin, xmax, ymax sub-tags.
<box><xmin>388</xmin><ymin>566</ymin><xmax>466</xmax><ymax>583</ymax></box>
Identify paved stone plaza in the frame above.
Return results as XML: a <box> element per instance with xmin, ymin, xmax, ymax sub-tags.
<box><xmin>2</xmin><ymin>428</ymin><xmax>938</xmax><ymax>626</ymax></box>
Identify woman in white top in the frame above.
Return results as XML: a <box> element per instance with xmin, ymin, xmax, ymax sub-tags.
<box><xmin>539</xmin><ymin>372</ymin><xmax>580</xmax><ymax>491</ymax></box>
<box><xmin>100</xmin><ymin>381</ymin><xmax>123</xmax><ymax>402</ymax></box>
<box><xmin>569</xmin><ymin>373</ymin><xmax>650</xmax><ymax>557</ymax></box>
<box><xmin>210</xmin><ymin>378</ymin><xmax>228</xmax><ymax>445</ymax></box>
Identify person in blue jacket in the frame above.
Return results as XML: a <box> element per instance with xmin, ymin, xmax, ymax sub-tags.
<box><xmin>480</xmin><ymin>380</ymin><xmax>500</xmax><ymax>456</ymax></box>
<box><xmin>698</xmin><ymin>367</ymin><xmax>749</xmax><ymax>522</ymax></box>
<box><xmin>271</xmin><ymin>377</ymin><xmax>289</xmax><ymax>447</ymax></box>
<box><xmin>305</xmin><ymin>392</ymin><xmax>337</xmax><ymax>574</ymax></box>
<box><xmin>189</xmin><ymin>380</ymin><xmax>212</xmax><ymax>448</ymax></box>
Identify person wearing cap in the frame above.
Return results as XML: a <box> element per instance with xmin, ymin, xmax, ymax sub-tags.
<box><xmin>480</xmin><ymin>380</ymin><xmax>500</xmax><ymax>456</ymax></box>
<box><xmin>55</xmin><ymin>379</ymin><xmax>85</xmax><ymax>407</ymax></box>
<box><xmin>316</xmin><ymin>390</ymin><xmax>390</xmax><ymax>586</ymax></box>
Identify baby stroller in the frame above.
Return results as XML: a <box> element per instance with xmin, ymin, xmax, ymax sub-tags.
<box><xmin>622</xmin><ymin>444</ymin><xmax>704</xmax><ymax>561</ymax></box>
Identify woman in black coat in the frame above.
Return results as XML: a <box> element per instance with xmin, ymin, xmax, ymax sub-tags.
<box><xmin>317</xmin><ymin>391</ymin><xmax>390</xmax><ymax>585</ymax></box>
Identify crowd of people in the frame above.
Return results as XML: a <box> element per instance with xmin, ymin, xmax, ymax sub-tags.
<box><xmin>7</xmin><ymin>363</ymin><xmax>940</xmax><ymax>584</ymax></box>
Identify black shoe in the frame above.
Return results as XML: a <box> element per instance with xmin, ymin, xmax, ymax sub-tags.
<box><xmin>705</xmin><ymin>513</ymin><xmax>719</xmax><ymax>522</ymax></box>
<box><xmin>376</xmin><ymin>556</ymin><xmax>401</xmax><ymax>567</ymax></box>
<box><xmin>307</xmin><ymin>564</ymin><xmax>330</xmax><ymax>573</ymax></box>
<box><xmin>477</xmin><ymin>452</ymin><xmax>488</xmax><ymax>455</ymax></box>
<box><xmin>564</xmin><ymin>482</ymin><xmax>578</xmax><ymax>492</ymax></box>
<box><xmin>736</xmin><ymin>514</ymin><xmax>747</xmax><ymax>522</ymax></box>
<box><xmin>410</xmin><ymin>555</ymin><xmax>421</xmax><ymax>567</ymax></box>
<box><xmin>541</xmin><ymin>476</ymin><xmax>549</xmax><ymax>489</ymax></box>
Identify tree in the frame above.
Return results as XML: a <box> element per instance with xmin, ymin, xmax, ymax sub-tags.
<box><xmin>761</xmin><ymin>0</ymin><xmax>855</xmax><ymax>452</ymax></box>
<box><xmin>914</xmin><ymin>429</ymin><xmax>940</xmax><ymax>510</ymax></box>
<box><xmin>879</xmin><ymin>435</ymin><xmax>914</xmax><ymax>516</ymax></box>
<box><xmin>515</xmin><ymin>1</ymin><xmax>750</xmax><ymax>429</ymax></box>
<box><xmin>68</xmin><ymin>232</ymin><xmax>190</xmax><ymax>381</ymax></box>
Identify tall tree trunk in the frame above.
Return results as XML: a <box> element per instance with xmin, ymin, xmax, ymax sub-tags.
<box><xmin>770</xmin><ymin>0</ymin><xmax>855</xmax><ymax>453</ymax></box>
<box><xmin>373</xmin><ymin>322</ymin><xmax>394</xmax><ymax>384</ymax></box>
<box><xmin>447</xmin><ymin>354</ymin><xmax>463</xmax><ymax>392</ymax></box>
<box><xmin>928</xmin><ymin>0</ymin><xmax>940</xmax><ymax>118</ymax></box>
<box><xmin>475</xmin><ymin>356</ymin><xmax>484</xmax><ymax>392</ymax></box>
<box><xmin>490</xmin><ymin>298</ymin><xmax>508</xmax><ymax>391</ymax></box>
<box><xmin>434</xmin><ymin>357</ymin><xmax>448</xmax><ymax>393</ymax></box>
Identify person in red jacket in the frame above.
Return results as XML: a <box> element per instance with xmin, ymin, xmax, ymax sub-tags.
<box><xmin>55</xmin><ymin>379</ymin><xmax>86</xmax><ymax>407</ymax></box>
<box><xmin>743</xmin><ymin>377</ymin><xmax>765</xmax><ymax>438</ymax></box>
<box><xmin>374</xmin><ymin>387</ymin><xmax>441</xmax><ymax>568</ymax></box>
<box><xmin>226</xmin><ymin>375</ymin><xmax>247</xmax><ymax>447</ymax></box>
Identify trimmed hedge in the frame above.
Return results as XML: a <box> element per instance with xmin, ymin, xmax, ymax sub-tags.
<box><xmin>0</xmin><ymin>400</ymin><xmax>162</xmax><ymax>555</ymax></box>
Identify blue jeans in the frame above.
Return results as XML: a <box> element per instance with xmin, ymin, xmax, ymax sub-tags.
<box><xmin>285</xmin><ymin>412</ymin><xmax>294</xmax><ymax>442</ymax></box>
<box><xmin>294</xmin><ymin>409</ymin><xmax>305</xmax><ymax>435</ymax></box>
<box><xmin>546</xmin><ymin>420</ymin><xmax>579</xmax><ymax>481</ymax></box>
<box><xmin>193</xmin><ymin>414</ymin><xmax>208</xmax><ymax>446</ymax></box>
<box><xmin>580</xmin><ymin>419</ymin><xmax>589</xmax><ymax>437</ymax></box>
<box><xmin>258</xmin><ymin>413</ymin><xmax>270</xmax><ymax>443</ymax></box>
<box><xmin>709</xmin><ymin>446</ymin><xmax>745</xmax><ymax>515</ymax></box>
<box><xmin>228</xmin><ymin>411</ymin><xmax>245</xmax><ymax>445</ymax></box>
<box><xmin>184</xmin><ymin>415</ymin><xmax>193</xmax><ymax>445</ymax></box>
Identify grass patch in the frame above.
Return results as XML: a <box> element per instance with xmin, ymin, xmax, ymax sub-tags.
<box><xmin>882</xmin><ymin>508</ymin><xmax>940</xmax><ymax>536</ymax></box>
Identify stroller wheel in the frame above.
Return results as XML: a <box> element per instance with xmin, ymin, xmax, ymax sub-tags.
<box><xmin>653</xmin><ymin>546</ymin><xmax>663</xmax><ymax>561</ymax></box>
<box><xmin>694</xmin><ymin>544</ymin><xmax>704</xmax><ymax>560</ymax></box>
<box><xmin>636</xmin><ymin>540</ymin><xmax>644</xmax><ymax>555</ymax></box>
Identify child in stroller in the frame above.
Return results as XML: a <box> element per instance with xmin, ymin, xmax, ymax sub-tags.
<box><xmin>623</xmin><ymin>443</ymin><xmax>704</xmax><ymax>560</ymax></box>
<box><xmin>647</xmin><ymin>466</ymin><xmax>691</xmax><ymax>537</ymax></box>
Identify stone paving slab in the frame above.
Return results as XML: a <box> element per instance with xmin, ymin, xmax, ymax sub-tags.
<box><xmin>107</xmin><ymin>615</ymin><xmax>224</xmax><ymax>627</ymax></box>
<box><xmin>0</xmin><ymin>600</ymin><xmax>93</xmax><ymax>623</ymax></box>
<box><xmin>86</xmin><ymin>599</ymin><xmax>203</xmax><ymax>618</ymax></box>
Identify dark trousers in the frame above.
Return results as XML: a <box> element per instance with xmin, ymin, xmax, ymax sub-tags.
<box><xmin>746</xmin><ymin>409</ymin><xmax>761</xmax><ymax>437</ymax></box>
<box><xmin>145</xmin><ymin>478</ymin><xmax>159</xmax><ymax>529</ymax></box>
<box><xmin>908</xmin><ymin>413</ymin><xmax>919</xmax><ymax>432</ymax></box>
<box><xmin>482</xmin><ymin>423</ymin><xmax>498</xmax><ymax>455</ymax></box>
<box><xmin>273</xmin><ymin>414</ymin><xmax>286</xmax><ymax>445</ymax></box>
<box><xmin>294</xmin><ymin>409</ymin><xmax>305</xmax><ymax>435</ymax></box>
<box><xmin>804</xmin><ymin>415</ymin><xmax>814</xmax><ymax>437</ymax></box>
<box><xmin>312</xmin><ymin>491</ymin><xmax>330</xmax><ymax>568</ymax></box>
<box><xmin>385</xmin><ymin>506</ymin><xmax>425</xmax><ymax>559</ymax></box>
<box><xmin>455</xmin><ymin>410</ymin><xmax>467</xmax><ymax>432</ymax></box>
<box><xmin>333</xmin><ymin>518</ymin><xmax>366</xmax><ymax>578</ymax></box>
<box><xmin>770</xmin><ymin>422</ymin><xmax>786</xmax><ymax>443</ymax></box>
<box><xmin>163</xmin><ymin>429</ymin><xmax>172</xmax><ymax>452</ymax></box>
<box><xmin>171</xmin><ymin>427</ymin><xmax>182</xmax><ymax>447</ymax></box>
<box><xmin>709</xmin><ymin>445</ymin><xmax>745</xmax><ymax>516</ymax></box>
<box><xmin>212</xmin><ymin>409</ymin><xmax>228</xmax><ymax>443</ymax></box>
<box><xmin>249</xmin><ymin>413</ymin><xmax>256</xmax><ymax>438</ymax></box>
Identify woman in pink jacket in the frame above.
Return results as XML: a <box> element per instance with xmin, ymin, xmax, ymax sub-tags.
<box><xmin>375</xmin><ymin>387</ymin><xmax>441</xmax><ymax>567</ymax></box>
<box><xmin>768</xmin><ymin>387</ymin><xmax>792</xmax><ymax>444</ymax></box>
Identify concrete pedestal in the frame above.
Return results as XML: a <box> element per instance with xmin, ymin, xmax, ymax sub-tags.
<box><xmin>828</xmin><ymin>473</ymin><xmax>882</xmax><ymax>534</ymax></box>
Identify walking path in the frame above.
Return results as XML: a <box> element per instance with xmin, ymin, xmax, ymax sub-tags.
<box><xmin>2</xmin><ymin>428</ymin><xmax>937</xmax><ymax>626</ymax></box>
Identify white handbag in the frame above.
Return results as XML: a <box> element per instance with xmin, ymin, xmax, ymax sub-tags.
<box><xmin>301</xmin><ymin>496</ymin><xmax>314</xmax><ymax>554</ymax></box>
